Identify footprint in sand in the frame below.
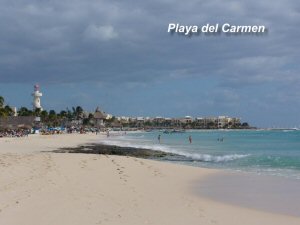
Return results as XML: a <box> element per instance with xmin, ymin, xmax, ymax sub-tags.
<box><xmin>80</xmin><ymin>160</ymin><xmax>87</xmax><ymax>168</ymax></box>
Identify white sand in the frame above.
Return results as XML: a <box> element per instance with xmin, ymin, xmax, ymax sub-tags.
<box><xmin>0</xmin><ymin>134</ymin><xmax>299</xmax><ymax>225</ymax></box>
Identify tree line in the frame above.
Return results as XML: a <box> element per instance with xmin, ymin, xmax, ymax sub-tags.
<box><xmin>0</xmin><ymin>96</ymin><xmax>14</xmax><ymax>117</ymax></box>
<box><xmin>0</xmin><ymin>96</ymin><xmax>92</xmax><ymax>127</ymax></box>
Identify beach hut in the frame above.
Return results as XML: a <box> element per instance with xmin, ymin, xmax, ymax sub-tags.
<box><xmin>94</xmin><ymin>107</ymin><xmax>107</xmax><ymax>129</ymax></box>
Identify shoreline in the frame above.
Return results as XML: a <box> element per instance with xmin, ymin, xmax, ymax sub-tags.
<box><xmin>54</xmin><ymin>140</ymin><xmax>300</xmax><ymax>218</ymax></box>
<box><xmin>0</xmin><ymin>133</ymin><xmax>300</xmax><ymax>224</ymax></box>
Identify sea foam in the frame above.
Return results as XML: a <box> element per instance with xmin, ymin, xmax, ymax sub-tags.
<box><xmin>99</xmin><ymin>139</ymin><xmax>249</xmax><ymax>163</ymax></box>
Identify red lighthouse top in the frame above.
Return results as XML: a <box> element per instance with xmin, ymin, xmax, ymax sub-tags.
<box><xmin>34</xmin><ymin>84</ymin><xmax>40</xmax><ymax>91</ymax></box>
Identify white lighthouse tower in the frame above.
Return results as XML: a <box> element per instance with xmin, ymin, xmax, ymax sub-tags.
<box><xmin>32</xmin><ymin>84</ymin><xmax>43</xmax><ymax>111</ymax></box>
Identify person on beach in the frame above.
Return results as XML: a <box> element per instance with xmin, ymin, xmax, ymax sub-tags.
<box><xmin>106</xmin><ymin>130</ymin><xmax>110</xmax><ymax>138</ymax></box>
<box><xmin>189</xmin><ymin>135</ymin><xmax>192</xmax><ymax>144</ymax></box>
<box><xmin>158</xmin><ymin>134</ymin><xmax>161</xmax><ymax>144</ymax></box>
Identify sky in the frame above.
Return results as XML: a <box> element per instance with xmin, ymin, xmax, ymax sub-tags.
<box><xmin>0</xmin><ymin>0</ymin><xmax>299</xmax><ymax>128</ymax></box>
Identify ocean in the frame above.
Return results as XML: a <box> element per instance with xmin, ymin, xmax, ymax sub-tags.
<box><xmin>100</xmin><ymin>129</ymin><xmax>300</xmax><ymax>179</ymax></box>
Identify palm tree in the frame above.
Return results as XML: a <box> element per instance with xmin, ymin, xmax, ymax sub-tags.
<box><xmin>72</xmin><ymin>106</ymin><xmax>84</xmax><ymax>119</ymax></box>
<box><xmin>0</xmin><ymin>97</ymin><xmax>14</xmax><ymax>117</ymax></box>
<box><xmin>4</xmin><ymin>105</ymin><xmax>14</xmax><ymax>116</ymax></box>
<box><xmin>59</xmin><ymin>110</ymin><xmax>67</xmax><ymax>118</ymax></box>
<box><xmin>0</xmin><ymin>108</ymin><xmax>5</xmax><ymax>117</ymax></box>
<box><xmin>34</xmin><ymin>108</ymin><xmax>42</xmax><ymax>117</ymax></box>
<box><xmin>40</xmin><ymin>110</ymin><xmax>48</xmax><ymax>120</ymax></box>
<box><xmin>0</xmin><ymin>96</ymin><xmax>4</xmax><ymax>108</ymax></box>
<box><xmin>18</xmin><ymin>107</ymin><xmax>33</xmax><ymax>116</ymax></box>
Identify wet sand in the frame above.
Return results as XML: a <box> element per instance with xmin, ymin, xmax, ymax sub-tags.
<box><xmin>195</xmin><ymin>171</ymin><xmax>300</xmax><ymax>217</ymax></box>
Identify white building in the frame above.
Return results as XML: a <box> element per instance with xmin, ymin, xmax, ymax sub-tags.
<box><xmin>32</xmin><ymin>84</ymin><xmax>43</xmax><ymax>111</ymax></box>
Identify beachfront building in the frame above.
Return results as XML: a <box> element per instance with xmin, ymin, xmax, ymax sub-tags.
<box><xmin>195</xmin><ymin>117</ymin><xmax>205</xmax><ymax>128</ymax></box>
<box><xmin>164</xmin><ymin>118</ymin><xmax>172</xmax><ymax>127</ymax></box>
<box><xmin>216</xmin><ymin>116</ymin><xmax>242</xmax><ymax>128</ymax></box>
<box><xmin>217</xmin><ymin>116</ymin><xmax>229</xmax><ymax>128</ymax></box>
<box><xmin>194</xmin><ymin>117</ymin><xmax>218</xmax><ymax>129</ymax></box>
<box><xmin>137</xmin><ymin>117</ymin><xmax>145</xmax><ymax>122</ymax></box>
<box><xmin>227</xmin><ymin>117</ymin><xmax>241</xmax><ymax>128</ymax></box>
<box><xmin>204</xmin><ymin>117</ymin><xmax>219</xmax><ymax>128</ymax></box>
<box><xmin>115</xmin><ymin>115</ymin><xmax>246</xmax><ymax>129</ymax></box>
<box><xmin>171</xmin><ymin>118</ymin><xmax>181</xmax><ymax>127</ymax></box>
<box><xmin>144</xmin><ymin>117</ymin><xmax>152</xmax><ymax>123</ymax></box>
<box><xmin>153</xmin><ymin>116</ymin><xmax>165</xmax><ymax>123</ymax></box>
<box><xmin>94</xmin><ymin>108</ymin><xmax>107</xmax><ymax>128</ymax></box>
<box><xmin>106</xmin><ymin>114</ymin><xmax>113</xmax><ymax>120</ymax></box>
<box><xmin>32</xmin><ymin>84</ymin><xmax>43</xmax><ymax>111</ymax></box>
<box><xmin>194</xmin><ymin>116</ymin><xmax>242</xmax><ymax>129</ymax></box>
<box><xmin>117</xmin><ymin>116</ymin><xmax>130</xmax><ymax>125</ymax></box>
<box><xmin>136</xmin><ymin>117</ymin><xmax>145</xmax><ymax>127</ymax></box>
<box><xmin>179</xmin><ymin>116</ymin><xmax>193</xmax><ymax>124</ymax></box>
<box><xmin>152</xmin><ymin>117</ymin><xmax>164</xmax><ymax>127</ymax></box>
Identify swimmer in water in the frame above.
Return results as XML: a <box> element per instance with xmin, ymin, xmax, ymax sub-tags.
<box><xmin>189</xmin><ymin>135</ymin><xmax>192</xmax><ymax>144</ymax></box>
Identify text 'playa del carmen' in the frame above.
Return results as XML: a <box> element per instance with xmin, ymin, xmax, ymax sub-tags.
<box><xmin>168</xmin><ymin>23</ymin><xmax>267</xmax><ymax>36</ymax></box>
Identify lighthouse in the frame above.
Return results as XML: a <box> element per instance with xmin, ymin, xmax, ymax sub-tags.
<box><xmin>32</xmin><ymin>84</ymin><xmax>43</xmax><ymax>111</ymax></box>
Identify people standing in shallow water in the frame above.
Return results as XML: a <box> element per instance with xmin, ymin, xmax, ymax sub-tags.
<box><xmin>158</xmin><ymin>134</ymin><xmax>161</xmax><ymax>144</ymax></box>
<box><xmin>189</xmin><ymin>135</ymin><xmax>192</xmax><ymax>144</ymax></box>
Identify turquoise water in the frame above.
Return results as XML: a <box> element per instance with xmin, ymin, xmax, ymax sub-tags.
<box><xmin>101</xmin><ymin>130</ymin><xmax>300</xmax><ymax>179</ymax></box>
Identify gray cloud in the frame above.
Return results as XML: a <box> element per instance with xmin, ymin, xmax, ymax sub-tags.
<box><xmin>0</xmin><ymin>0</ymin><xmax>299</xmax><ymax>85</ymax></box>
<box><xmin>84</xmin><ymin>25</ymin><xmax>118</xmax><ymax>41</ymax></box>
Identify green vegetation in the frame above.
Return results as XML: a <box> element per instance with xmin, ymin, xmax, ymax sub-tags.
<box><xmin>0</xmin><ymin>96</ymin><xmax>14</xmax><ymax>117</ymax></box>
<box><xmin>0</xmin><ymin>95</ymin><xmax>96</xmax><ymax>127</ymax></box>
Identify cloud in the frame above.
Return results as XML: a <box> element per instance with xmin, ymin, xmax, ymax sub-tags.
<box><xmin>84</xmin><ymin>24</ymin><xmax>118</xmax><ymax>41</ymax></box>
<box><xmin>0</xmin><ymin>0</ymin><xmax>298</xmax><ymax>86</ymax></box>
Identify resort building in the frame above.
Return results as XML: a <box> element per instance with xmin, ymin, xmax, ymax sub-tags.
<box><xmin>179</xmin><ymin>116</ymin><xmax>193</xmax><ymax>124</ymax></box>
<box><xmin>107</xmin><ymin>114</ymin><xmax>244</xmax><ymax>129</ymax></box>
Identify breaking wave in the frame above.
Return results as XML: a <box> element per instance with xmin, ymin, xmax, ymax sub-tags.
<box><xmin>99</xmin><ymin>139</ymin><xmax>249</xmax><ymax>163</ymax></box>
<box><xmin>175</xmin><ymin>152</ymin><xmax>249</xmax><ymax>162</ymax></box>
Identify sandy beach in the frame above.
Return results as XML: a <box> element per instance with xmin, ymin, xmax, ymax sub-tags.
<box><xmin>0</xmin><ymin>133</ymin><xmax>299</xmax><ymax>225</ymax></box>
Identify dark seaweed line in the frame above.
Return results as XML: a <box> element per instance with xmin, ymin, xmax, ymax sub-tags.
<box><xmin>50</xmin><ymin>143</ymin><xmax>182</xmax><ymax>160</ymax></box>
